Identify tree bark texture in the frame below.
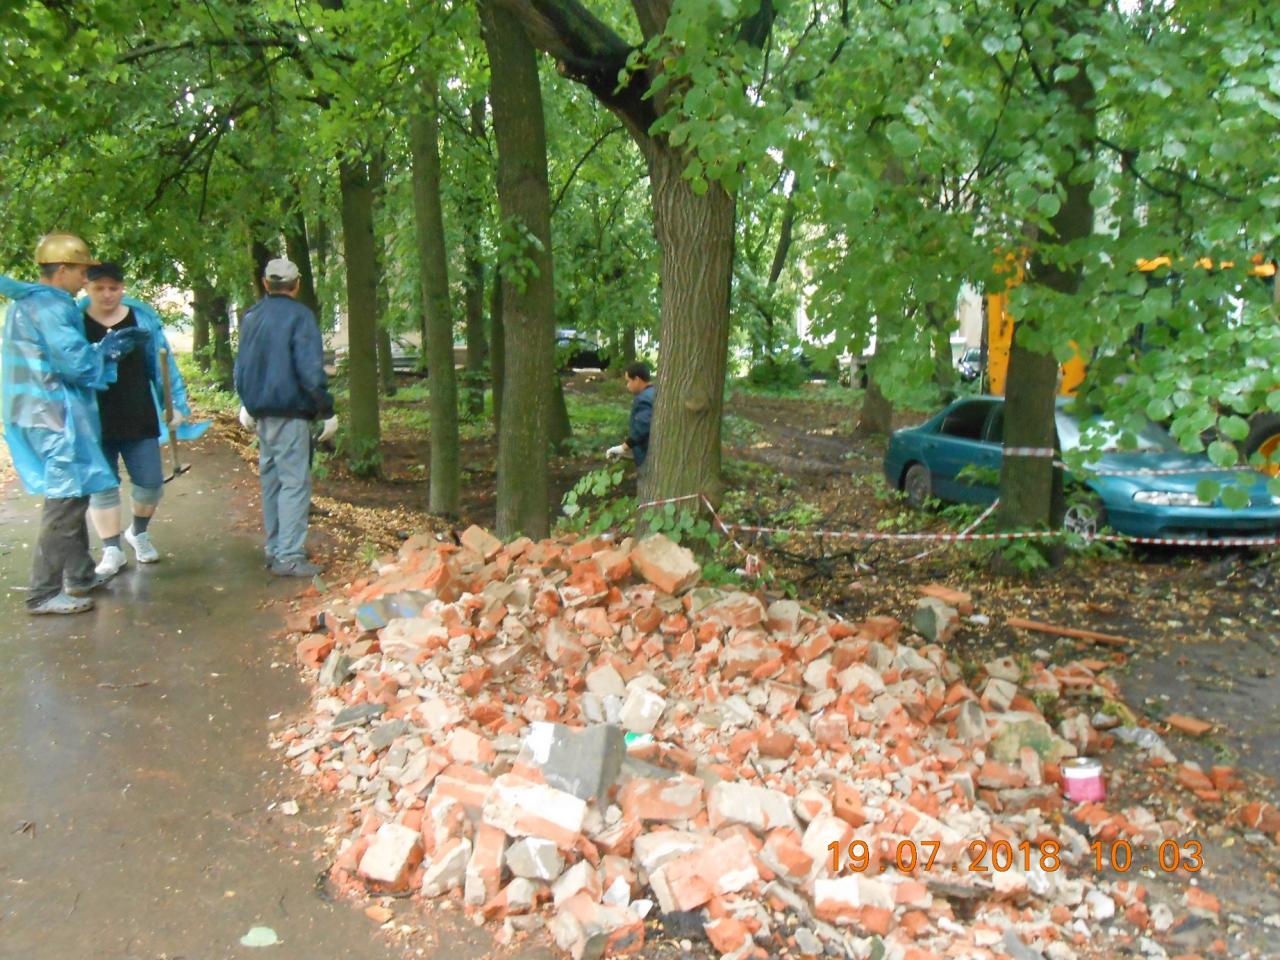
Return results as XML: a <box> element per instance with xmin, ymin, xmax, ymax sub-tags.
<box><xmin>492</xmin><ymin>0</ymin><xmax>754</xmax><ymax>512</ymax></box>
<box><xmin>856</xmin><ymin>361</ymin><xmax>893</xmax><ymax>437</ymax></box>
<box><xmin>490</xmin><ymin>273</ymin><xmax>505</xmax><ymax>435</ymax></box>
<box><xmin>482</xmin><ymin>2</ymin><xmax>556</xmax><ymax>538</ymax></box>
<box><xmin>639</xmin><ymin>148</ymin><xmax>735</xmax><ymax>508</ymax></box>
<box><xmin>998</xmin><ymin>25</ymin><xmax>1096</xmax><ymax>532</ymax></box>
<box><xmin>191</xmin><ymin>282</ymin><xmax>212</xmax><ymax>371</ymax></box>
<box><xmin>209</xmin><ymin>293</ymin><xmax>232</xmax><ymax>391</ymax></box>
<box><xmin>284</xmin><ymin>201</ymin><xmax>320</xmax><ymax>318</ymax></box>
<box><xmin>411</xmin><ymin>79</ymin><xmax>462</xmax><ymax>516</ymax></box>
<box><xmin>464</xmin><ymin>96</ymin><xmax>490</xmax><ymax>400</ymax></box>
<box><xmin>369</xmin><ymin>152</ymin><xmax>397</xmax><ymax>398</ymax></box>
<box><xmin>339</xmin><ymin>157</ymin><xmax>382</xmax><ymax>468</ymax></box>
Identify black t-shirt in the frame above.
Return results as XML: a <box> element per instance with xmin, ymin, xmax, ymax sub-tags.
<box><xmin>84</xmin><ymin>309</ymin><xmax>160</xmax><ymax>441</ymax></box>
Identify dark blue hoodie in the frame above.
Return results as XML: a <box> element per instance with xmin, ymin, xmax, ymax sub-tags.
<box><xmin>234</xmin><ymin>294</ymin><xmax>334</xmax><ymax>420</ymax></box>
<box><xmin>628</xmin><ymin>383</ymin><xmax>656</xmax><ymax>467</ymax></box>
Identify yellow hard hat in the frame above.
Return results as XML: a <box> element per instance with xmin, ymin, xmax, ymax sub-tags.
<box><xmin>35</xmin><ymin>232</ymin><xmax>97</xmax><ymax>265</ymax></box>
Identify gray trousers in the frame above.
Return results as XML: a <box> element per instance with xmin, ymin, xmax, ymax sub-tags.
<box><xmin>29</xmin><ymin>496</ymin><xmax>96</xmax><ymax>608</ymax></box>
<box><xmin>257</xmin><ymin>417</ymin><xmax>312</xmax><ymax>564</ymax></box>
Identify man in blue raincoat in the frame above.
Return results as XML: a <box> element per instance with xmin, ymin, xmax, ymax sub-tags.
<box><xmin>81</xmin><ymin>263</ymin><xmax>209</xmax><ymax>576</ymax></box>
<box><xmin>0</xmin><ymin>233</ymin><xmax>149</xmax><ymax>615</ymax></box>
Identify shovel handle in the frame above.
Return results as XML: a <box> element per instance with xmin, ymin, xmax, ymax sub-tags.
<box><xmin>160</xmin><ymin>347</ymin><xmax>175</xmax><ymax>423</ymax></box>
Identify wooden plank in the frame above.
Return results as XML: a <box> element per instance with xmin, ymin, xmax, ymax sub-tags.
<box><xmin>1005</xmin><ymin>616</ymin><xmax>1130</xmax><ymax>647</ymax></box>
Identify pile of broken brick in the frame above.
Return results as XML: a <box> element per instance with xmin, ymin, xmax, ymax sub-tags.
<box><xmin>272</xmin><ymin>527</ymin><xmax>1271</xmax><ymax>960</ymax></box>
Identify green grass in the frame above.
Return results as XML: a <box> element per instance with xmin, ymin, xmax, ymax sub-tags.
<box><xmin>731</xmin><ymin>377</ymin><xmax>864</xmax><ymax>406</ymax></box>
<box><xmin>175</xmin><ymin>355</ymin><xmax>239</xmax><ymax>417</ymax></box>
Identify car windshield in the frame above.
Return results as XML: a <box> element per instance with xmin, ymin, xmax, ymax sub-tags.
<box><xmin>1055</xmin><ymin>412</ymin><xmax>1181</xmax><ymax>453</ymax></box>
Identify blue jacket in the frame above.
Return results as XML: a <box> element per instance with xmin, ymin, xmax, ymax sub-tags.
<box><xmin>1</xmin><ymin>275</ymin><xmax>120</xmax><ymax>498</ymax></box>
<box><xmin>79</xmin><ymin>295</ymin><xmax>211</xmax><ymax>445</ymax></box>
<box><xmin>234</xmin><ymin>294</ymin><xmax>334</xmax><ymax>420</ymax></box>
<box><xmin>628</xmin><ymin>383</ymin><xmax>656</xmax><ymax>468</ymax></box>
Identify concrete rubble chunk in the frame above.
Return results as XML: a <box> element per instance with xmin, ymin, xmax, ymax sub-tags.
<box><xmin>332</xmin><ymin>703</ymin><xmax>386</xmax><ymax>729</ymax></box>
<box><xmin>518</xmin><ymin>721</ymin><xmax>626</xmax><ymax>802</ymax></box>
<box><xmin>357</xmin><ymin>822</ymin><xmax>422</xmax><ymax>887</ymax></box>
<box><xmin>482</xmin><ymin>774</ymin><xmax>587</xmax><ymax>847</ymax></box>
<box><xmin>619</xmin><ymin>688</ymin><xmax>666</xmax><ymax>734</ymax></box>
<box><xmin>552</xmin><ymin>860</ymin><xmax>602</xmax><ymax>908</ymax></box>
<box><xmin>318</xmin><ymin>650</ymin><xmax>354</xmax><ymax>687</ymax></box>
<box><xmin>630</xmin><ymin>535</ymin><xmax>701</xmax><ymax>596</ymax></box>
<box><xmin>460</xmin><ymin>525</ymin><xmax>503</xmax><ymax>561</ymax></box>
<box><xmin>506</xmin><ymin>837</ymin><xmax>565</xmax><ymax>882</ymax></box>
<box><xmin>421</xmin><ymin>837</ymin><xmax>471</xmax><ymax>897</ymax></box>
<box><xmin>990</xmin><ymin>712</ymin><xmax>1076</xmax><ymax>764</ymax></box>
<box><xmin>913</xmin><ymin>596</ymin><xmax>959</xmax><ymax>644</ymax></box>
<box><xmin>708</xmin><ymin>781</ymin><xmax>798</xmax><ymax>833</ymax></box>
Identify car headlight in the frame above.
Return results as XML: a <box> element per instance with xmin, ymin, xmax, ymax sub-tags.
<box><xmin>1132</xmin><ymin>491</ymin><xmax>1206</xmax><ymax>507</ymax></box>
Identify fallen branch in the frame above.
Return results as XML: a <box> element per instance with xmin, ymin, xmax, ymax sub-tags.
<box><xmin>1005</xmin><ymin>616</ymin><xmax>1131</xmax><ymax>647</ymax></box>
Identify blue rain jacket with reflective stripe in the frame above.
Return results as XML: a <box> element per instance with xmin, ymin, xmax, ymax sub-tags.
<box><xmin>1</xmin><ymin>275</ymin><xmax>120</xmax><ymax>498</ymax></box>
<box><xmin>78</xmin><ymin>295</ymin><xmax>211</xmax><ymax>444</ymax></box>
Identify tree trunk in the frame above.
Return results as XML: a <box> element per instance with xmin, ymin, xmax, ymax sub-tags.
<box><xmin>191</xmin><ymin>283</ymin><xmax>212</xmax><ymax>371</ymax></box>
<box><xmin>250</xmin><ymin>238</ymin><xmax>273</xmax><ymax>301</ymax></box>
<box><xmin>339</xmin><ymin>157</ymin><xmax>382</xmax><ymax>472</ymax></box>
<box><xmin>411</xmin><ymin>77</ymin><xmax>462</xmax><ymax>516</ymax></box>
<box><xmin>284</xmin><ymin>201</ymin><xmax>320</xmax><ymax>318</ymax></box>
<box><xmin>549</xmin><ymin>373</ymin><xmax>572</xmax><ymax>452</ymax></box>
<box><xmin>998</xmin><ymin>30</ymin><xmax>1095</xmax><ymax>532</ymax></box>
<box><xmin>638</xmin><ymin>147</ymin><xmax>735</xmax><ymax>509</ymax></box>
<box><xmin>930</xmin><ymin>305</ymin><xmax>957</xmax><ymax>395</ymax></box>
<box><xmin>376</xmin><ymin>327</ymin><xmax>396</xmax><ymax>396</ymax></box>
<box><xmin>491</xmin><ymin>273</ymin><xmax>505</xmax><ymax>434</ymax></box>
<box><xmin>856</xmin><ymin>361</ymin><xmax>893</xmax><ymax>436</ymax></box>
<box><xmin>619</xmin><ymin>324</ymin><xmax>636</xmax><ymax>368</ymax></box>
<box><xmin>463</xmin><ymin>97</ymin><xmax>489</xmax><ymax>417</ymax></box>
<box><xmin>369</xmin><ymin>152</ymin><xmax>397</xmax><ymax>399</ymax></box>
<box><xmin>481</xmin><ymin>2</ymin><xmax>556</xmax><ymax>538</ymax></box>
<box><xmin>210</xmin><ymin>294</ymin><xmax>233</xmax><ymax>391</ymax></box>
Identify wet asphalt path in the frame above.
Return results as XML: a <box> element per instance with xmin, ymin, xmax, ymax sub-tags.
<box><xmin>0</xmin><ymin>441</ymin><xmax>414</xmax><ymax>960</ymax></box>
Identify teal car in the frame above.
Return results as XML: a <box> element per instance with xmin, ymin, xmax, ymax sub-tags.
<box><xmin>883</xmin><ymin>396</ymin><xmax>1280</xmax><ymax>539</ymax></box>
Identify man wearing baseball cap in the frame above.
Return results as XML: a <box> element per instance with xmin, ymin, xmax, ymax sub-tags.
<box><xmin>0</xmin><ymin>233</ymin><xmax>149</xmax><ymax>614</ymax></box>
<box><xmin>234</xmin><ymin>257</ymin><xmax>337</xmax><ymax>577</ymax></box>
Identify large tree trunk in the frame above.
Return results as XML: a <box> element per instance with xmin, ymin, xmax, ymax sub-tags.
<box><xmin>492</xmin><ymin>0</ymin><xmax>758</xmax><ymax>514</ymax></box>
<box><xmin>549</xmin><ymin>374</ymin><xmax>572</xmax><ymax>452</ymax></box>
<box><xmin>463</xmin><ymin>97</ymin><xmax>489</xmax><ymax>417</ymax></box>
<box><xmin>284</xmin><ymin>200</ymin><xmax>320</xmax><ymax>318</ymax></box>
<box><xmin>639</xmin><ymin>148</ymin><xmax>734</xmax><ymax>508</ymax></box>
<box><xmin>369</xmin><ymin>153</ymin><xmax>397</xmax><ymax>399</ymax></box>
<box><xmin>411</xmin><ymin>77</ymin><xmax>462</xmax><ymax>516</ymax></box>
<box><xmin>998</xmin><ymin>26</ymin><xmax>1095</xmax><ymax>532</ymax></box>
<box><xmin>930</xmin><ymin>304</ymin><xmax>957</xmax><ymax>395</ymax></box>
<box><xmin>209</xmin><ymin>293</ymin><xmax>233</xmax><ymax>391</ymax></box>
<box><xmin>250</xmin><ymin>238</ymin><xmax>273</xmax><ymax>301</ymax></box>
<box><xmin>491</xmin><ymin>274</ymin><xmax>505</xmax><ymax>434</ymax></box>
<box><xmin>482</xmin><ymin>3</ymin><xmax>556</xmax><ymax>538</ymax></box>
<box><xmin>339</xmin><ymin>157</ymin><xmax>382</xmax><ymax>472</ymax></box>
<box><xmin>191</xmin><ymin>282</ymin><xmax>212</xmax><ymax>371</ymax></box>
<box><xmin>619</xmin><ymin>324</ymin><xmax>636</xmax><ymax>368</ymax></box>
<box><xmin>856</xmin><ymin>361</ymin><xmax>893</xmax><ymax>436</ymax></box>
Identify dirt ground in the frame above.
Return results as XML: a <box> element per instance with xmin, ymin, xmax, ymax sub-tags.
<box><xmin>215</xmin><ymin>372</ymin><xmax>1280</xmax><ymax>958</ymax></box>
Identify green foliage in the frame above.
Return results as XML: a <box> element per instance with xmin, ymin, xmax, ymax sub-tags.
<box><xmin>558</xmin><ymin>467</ymin><xmax>634</xmax><ymax>537</ymax></box>
<box><xmin>745</xmin><ymin>359</ymin><xmax>807</xmax><ymax>391</ymax></box>
<box><xmin>339</xmin><ymin>432</ymin><xmax>382</xmax><ymax>479</ymax></box>
<box><xmin>643</xmin><ymin>503</ymin><xmax>740</xmax><ymax>588</ymax></box>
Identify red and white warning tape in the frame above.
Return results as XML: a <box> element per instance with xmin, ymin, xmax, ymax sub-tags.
<box><xmin>636</xmin><ymin>492</ymin><xmax>1280</xmax><ymax>554</ymax></box>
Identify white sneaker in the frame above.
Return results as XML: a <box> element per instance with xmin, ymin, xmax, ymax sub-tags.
<box><xmin>95</xmin><ymin>545</ymin><xmax>128</xmax><ymax>578</ymax></box>
<box><xmin>125</xmin><ymin>527</ymin><xmax>160</xmax><ymax>563</ymax></box>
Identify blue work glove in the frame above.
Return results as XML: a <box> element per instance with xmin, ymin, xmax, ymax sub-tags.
<box><xmin>100</xmin><ymin>327</ymin><xmax>150</xmax><ymax>361</ymax></box>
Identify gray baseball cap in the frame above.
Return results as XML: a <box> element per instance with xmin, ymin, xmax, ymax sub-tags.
<box><xmin>263</xmin><ymin>257</ymin><xmax>300</xmax><ymax>283</ymax></box>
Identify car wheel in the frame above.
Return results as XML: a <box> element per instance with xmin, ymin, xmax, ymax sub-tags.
<box><xmin>1062</xmin><ymin>492</ymin><xmax>1106</xmax><ymax>538</ymax></box>
<box><xmin>902</xmin><ymin>463</ymin><xmax>932</xmax><ymax>509</ymax></box>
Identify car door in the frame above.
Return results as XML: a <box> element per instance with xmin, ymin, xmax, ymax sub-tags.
<box><xmin>926</xmin><ymin>399</ymin><xmax>998</xmax><ymax>502</ymax></box>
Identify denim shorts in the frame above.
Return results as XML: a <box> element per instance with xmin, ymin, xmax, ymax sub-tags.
<box><xmin>102</xmin><ymin>437</ymin><xmax>165</xmax><ymax>490</ymax></box>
